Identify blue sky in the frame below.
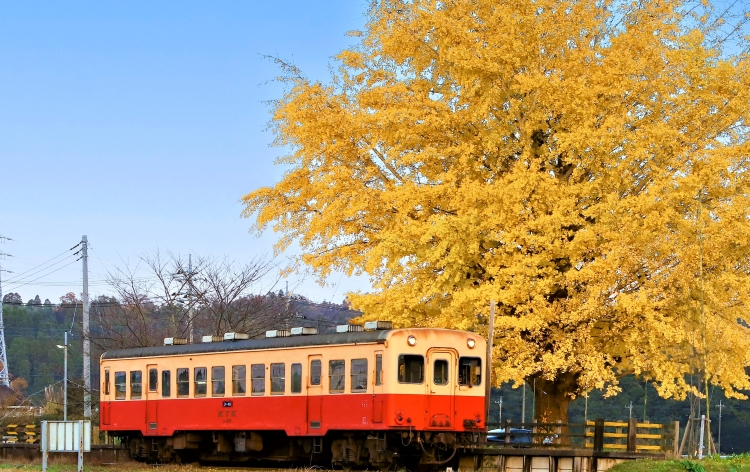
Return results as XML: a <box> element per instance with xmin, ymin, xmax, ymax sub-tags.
<box><xmin>0</xmin><ymin>1</ymin><xmax>371</xmax><ymax>304</ymax></box>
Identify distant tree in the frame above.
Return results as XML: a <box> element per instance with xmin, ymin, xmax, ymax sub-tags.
<box><xmin>2</xmin><ymin>292</ymin><xmax>22</xmax><ymax>304</ymax></box>
<box><xmin>59</xmin><ymin>292</ymin><xmax>78</xmax><ymax>305</ymax></box>
<box><xmin>43</xmin><ymin>299</ymin><xmax>51</xmax><ymax>306</ymax></box>
<box><xmin>10</xmin><ymin>377</ymin><xmax>28</xmax><ymax>396</ymax></box>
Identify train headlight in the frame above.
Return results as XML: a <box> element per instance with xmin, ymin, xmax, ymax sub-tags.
<box><xmin>407</xmin><ymin>335</ymin><xmax>417</xmax><ymax>346</ymax></box>
<box><xmin>467</xmin><ymin>338</ymin><xmax>476</xmax><ymax>349</ymax></box>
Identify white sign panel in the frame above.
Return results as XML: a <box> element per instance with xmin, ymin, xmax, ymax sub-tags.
<box><xmin>42</xmin><ymin>421</ymin><xmax>91</xmax><ymax>452</ymax></box>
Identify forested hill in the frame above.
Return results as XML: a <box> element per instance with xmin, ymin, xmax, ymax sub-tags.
<box><xmin>2</xmin><ymin>298</ymin><xmax>82</xmax><ymax>396</ymax></box>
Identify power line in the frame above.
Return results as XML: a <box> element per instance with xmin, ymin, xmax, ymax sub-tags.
<box><xmin>3</xmin><ymin>247</ymin><xmax>77</xmax><ymax>284</ymax></box>
<box><xmin>3</xmin><ymin>253</ymin><xmax>79</xmax><ymax>287</ymax></box>
<box><xmin>4</xmin><ymin>258</ymin><xmax>81</xmax><ymax>293</ymax></box>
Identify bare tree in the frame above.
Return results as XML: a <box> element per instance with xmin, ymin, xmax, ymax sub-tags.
<box><xmin>93</xmin><ymin>251</ymin><xmax>294</xmax><ymax>350</ymax></box>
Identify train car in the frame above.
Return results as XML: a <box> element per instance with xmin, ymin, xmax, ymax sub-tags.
<box><xmin>99</xmin><ymin>323</ymin><xmax>486</xmax><ymax>468</ymax></box>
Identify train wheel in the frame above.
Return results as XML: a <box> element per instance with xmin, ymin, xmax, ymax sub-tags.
<box><xmin>418</xmin><ymin>440</ymin><xmax>457</xmax><ymax>466</ymax></box>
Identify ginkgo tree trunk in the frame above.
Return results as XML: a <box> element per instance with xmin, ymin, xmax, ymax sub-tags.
<box><xmin>243</xmin><ymin>0</ymin><xmax>750</xmax><ymax>423</ymax></box>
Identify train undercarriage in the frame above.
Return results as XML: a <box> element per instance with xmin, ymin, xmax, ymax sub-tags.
<box><xmin>122</xmin><ymin>429</ymin><xmax>477</xmax><ymax>469</ymax></box>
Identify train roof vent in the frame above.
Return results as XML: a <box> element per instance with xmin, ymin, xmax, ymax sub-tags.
<box><xmin>336</xmin><ymin>324</ymin><xmax>363</xmax><ymax>333</ymax></box>
<box><xmin>202</xmin><ymin>335</ymin><xmax>224</xmax><ymax>343</ymax></box>
<box><xmin>290</xmin><ymin>327</ymin><xmax>318</xmax><ymax>336</ymax></box>
<box><xmin>224</xmin><ymin>332</ymin><xmax>250</xmax><ymax>341</ymax></box>
<box><xmin>164</xmin><ymin>337</ymin><xmax>187</xmax><ymax>346</ymax></box>
<box><xmin>364</xmin><ymin>321</ymin><xmax>393</xmax><ymax>331</ymax></box>
<box><xmin>266</xmin><ymin>329</ymin><xmax>291</xmax><ymax>338</ymax></box>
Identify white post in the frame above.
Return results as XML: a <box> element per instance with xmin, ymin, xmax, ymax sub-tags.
<box><xmin>78</xmin><ymin>420</ymin><xmax>84</xmax><ymax>472</ymax></box>
<box><xmin>82</xmin><ymin>235</ymin><xmax>91</xmax><ymax>419</ymax></box>
<box><xmin>41</xmin><ymin>421</ymin><xmax>48</xmax><ymax>472</ymax></box>
<box><xmin>698</xmin><ymin>414</ymin><xmax>706</xmax><ymax>459</ymax></box>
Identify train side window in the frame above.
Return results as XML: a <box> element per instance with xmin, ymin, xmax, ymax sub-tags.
<box><xmin>104</xmin><ymin>370</ymin><xmax>110</xmax><ymax>395</ymax></box>
<box><xmin>130</xmin><ymin>371</ymin><xmax>142</xmax><ymax>399</ymax></box>
<box><xmin>251</xmin><ymin>364</ymin><xmax>265</xmax><ymax>395</ymax></box>
<box><xmin>114</xmin><ymin>371</ymin><xmax>126</xmax><ymax>400</ymax></box>
<box><xmin>212</xmin><ymin>366</ymin><xmax>225</xmax><ymax>396</ymax></box>
<box><xmin>271</xmin><ymin>363</ymin><xmax>285</xmax><ymax>394</ymax></box>
<box><xmin>458</xmin><ymin>357</ymin><xmax>482</xmax><ymax>386</ymax></box>
<box><xmin>149</xmin><ymin>368</ymin><xmax>158</xmax><ymax>392</ymax></box>
<box><xmin>397</xmin><ymin>355</ymin><xmax>424</xmax><ymax>384</ymax></box>
<box><xmin>351</xmin><ymin>359</ymin><xmax>367</xmax><ymax>392</ymax></box>
<box><xmin>310</xmin><ymin>360</ymin><xmax>321</xmax><ymax>386</ymax></box>
<box><xmin>194</xmin><ymin>367</ymin><xmax>208</xmax><ymax>397</ymax></box>
<box><xmin>329</xmin><ymin>360</ymin><xmax>345</xmax><ymax>393</ymax></box>
<box><xmin>291</xmin><ymin>363</ymin><xmax>302</xmax><ymax>393</ymax></box>
<box><xmin>434</xmin><ymin>359</ymin><xmax>449</xmax><ymax>385</ymax></box>
<box><xmin>162</xmin><ymin>370</ymin><xmax>171</xmax><ymax>397</ymax></box>
<box><xmin>232</xmin><ymin>365</ymin><xmax>246</xmax><ymax>396</ymax></box>
<box><xmin>375</xmin><ymin>354</ymin><xmax>383</xmax><ymax>386</ymax></box>
<box><xmin>177</xmin><ymin>368</ymin><xmax>190</xmax><ymax>397</ymax></box>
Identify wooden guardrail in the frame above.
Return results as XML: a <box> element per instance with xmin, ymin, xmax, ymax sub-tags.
<box><xmin>485</xmin><ymin>418</ymin><xmax>679</xmax><ymax>456</ymax></box>
<box><xmin>584</xmin><ymin>419</ymin><xmax>676</xmax><ymax>454</ymax></box>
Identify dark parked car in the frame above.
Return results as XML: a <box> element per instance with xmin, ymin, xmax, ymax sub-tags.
<box><xmin>486</xmin><ymin>428</ymin><xmax>532</xmax><ymax>444</ymax></box>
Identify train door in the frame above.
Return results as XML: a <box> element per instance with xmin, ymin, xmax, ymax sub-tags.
<box><xmin>307</xmin><ymin>355</ymin><xmax>323</xmax><ymax>433</ymax></box>
<box><xmin>146</xmin><ymin>364</ymin><xmax>158</xmax><ymax>433</ymax></box>
<box><xmin>427</xmin><ymin>349</ymin><xmax>455</xmax><ymax>429</ymax></box>
<box><xmin>372</xmin><ymin>350</ymin><xmax>383</xmax><ymax>423</ymax></box>
<box><xmin>102</xmin><ymin>368</ymin><xmax>111</xmax><ymax>425</ymax></box>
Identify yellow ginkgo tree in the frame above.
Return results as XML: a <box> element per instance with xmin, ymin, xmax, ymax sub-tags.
<box><xmin>243</xmin><ymin>0</ymin><xmax>750</xmax><ymax>422</ymax></box>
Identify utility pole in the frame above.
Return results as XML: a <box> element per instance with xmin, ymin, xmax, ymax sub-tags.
<box><xmin>485</xmin><ymin>300</ymin><xmax>495</xmax><ymax>425</ymax></box>
<box><xmin>522</xmin><ymin>382</ymin><xmax>526</xmax><ymax>424</ymax></box>
<box><xmin>81</xmin><ymin>235</ymin><xmax>91</xmax><ymax>419</ymax></box>
<box><xmin>698</xmin><ymin>414</ymin><xmax>706</xmax><ymax>459</ymax></box>
<box><xmin>494</xmin><ymin>397</ymin><xmax>503</xmax><ymax>425</ymax></box>
<box><xmin>716</xmin><ymin>400</ymin><xmax>723</xmax><ymax>455</ymax></box>
<box><xmin>188</xmin><ymin>254</ymin><xmax>193</xmax><ymax>343</ymax></box>
<box><xmin>56</xmin><ymin>332</ymin><xmax>68</xmax><ymax>420</ymax></box>
<box><xmin>172</xmin><ymin>255</ymin><xmax>198</xmax><ymax>341</ymax></box>
<box><xmin>64</xmin><ymin>331</ymin><xmax>68</xmax><ymax>421</ymax></box>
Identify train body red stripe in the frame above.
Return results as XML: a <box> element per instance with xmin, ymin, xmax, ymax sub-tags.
<box><xmin>100</xmin><ymin>393</ymin><xmax>485</xmax><ymax>436</ymax></box>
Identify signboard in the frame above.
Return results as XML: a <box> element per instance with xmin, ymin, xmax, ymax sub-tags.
<box><xmin>43</xmin><ymin>421</ymin><xmax>91</xmax><ymax>452</ymax></box>
<box><xmin>41</xmin><ymin>420</ymin><xmax>91</xmax><ymax>472</ymax></box>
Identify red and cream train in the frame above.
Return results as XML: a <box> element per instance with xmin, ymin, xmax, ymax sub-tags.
<box><xmin>99</xmin><ymin>323</ymin><xmax>486</xmax><ymax>468</ymax></box>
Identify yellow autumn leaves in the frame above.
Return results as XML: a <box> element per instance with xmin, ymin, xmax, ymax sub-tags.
<box><xmin>242</xmin><ymin>0</ymin><xmax>750</xmax><ymax>419</ymax></box>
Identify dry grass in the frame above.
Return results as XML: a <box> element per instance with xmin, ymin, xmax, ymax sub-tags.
<box><xmin>607</xmin><ymin>455</ymin><xmax>750</xmax><ymax>472</ymax></box>
<box><xmin>0</xmin><ymin>464</ymin><xmax>304</xmax><ymax>472</ymax></box>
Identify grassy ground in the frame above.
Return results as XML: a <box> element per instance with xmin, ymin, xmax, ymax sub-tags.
<box><xmin>609</xmin><ymin>455</ymin><xmax>750</xmax><ymax>472</ymax></box>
